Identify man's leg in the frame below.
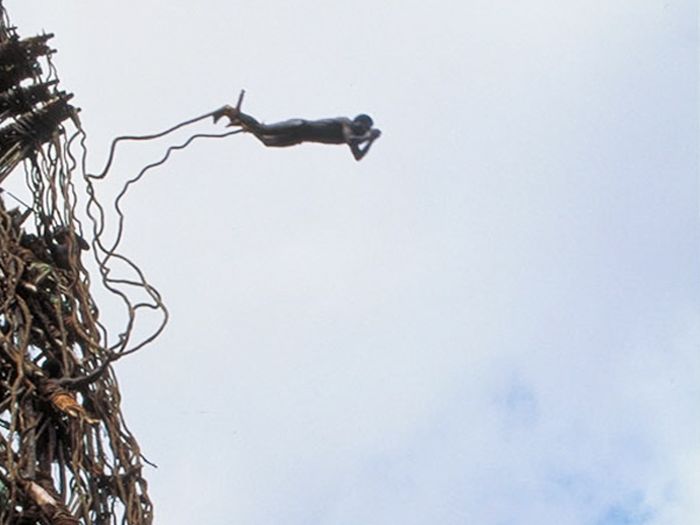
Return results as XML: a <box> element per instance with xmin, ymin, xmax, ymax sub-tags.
<box><xmin>250</xmin><ymin>120</ymin><xmax>308</xmax><ymax>147</ymax></box>
<box><xmin>256</xmin><ymin>133</ymin><xmax>303</xmax><ymax>147</ymax></box>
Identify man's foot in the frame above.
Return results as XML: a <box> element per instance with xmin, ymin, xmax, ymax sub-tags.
<box><xmin>213</xmin><ymin>90</ymin><xmax>247</xmax><ymax>127</ymax></box>
<box><xmin>212</xmin><ymin>105</ymin><xmax>241</xmax><ymax>126</ymax></box>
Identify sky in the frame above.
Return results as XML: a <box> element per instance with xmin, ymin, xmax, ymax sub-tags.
<box><xmin>4</xmin><ymin>1</ymin><xmax>699</xmax><ymax>524</ymax></box>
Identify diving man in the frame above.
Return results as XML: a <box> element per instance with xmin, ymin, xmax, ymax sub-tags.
<box><xmin>214</xmin><ymin>95</ymin><xmax>381</xmax><ymax>161</ymax></box>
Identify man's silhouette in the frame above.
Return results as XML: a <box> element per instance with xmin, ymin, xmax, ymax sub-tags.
<box><xmin>214</xmin><ymin>103</ymin><xmax>381</xmax><ymax>161</ymax></box>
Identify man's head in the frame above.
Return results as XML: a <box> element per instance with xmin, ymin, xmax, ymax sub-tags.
<box><xmin>352</xmin><ymin>114</ymin><xmax>374</xmax><ymax>134</ymax></box>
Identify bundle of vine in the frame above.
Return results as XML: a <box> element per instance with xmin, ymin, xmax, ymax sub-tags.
<box><xmin>0</xmin><ymin>5</ymin><xmax>165</xmax><ymax>525</ymax></box>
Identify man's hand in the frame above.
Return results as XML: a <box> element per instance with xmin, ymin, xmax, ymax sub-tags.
<box><xmin>349</xmin><ymin>128</ymin><xmax>381</xmax><ymax>161</ymax></box>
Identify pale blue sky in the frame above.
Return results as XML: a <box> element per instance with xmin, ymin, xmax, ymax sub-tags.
<box><xmin>6</xmin><ymin>1</ymin><xmax>698</xmax><ymax>524</ymax></box>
